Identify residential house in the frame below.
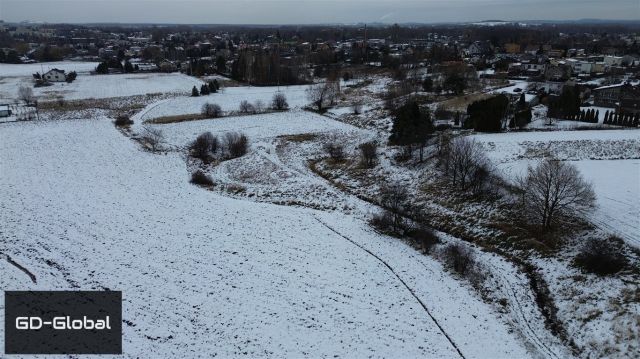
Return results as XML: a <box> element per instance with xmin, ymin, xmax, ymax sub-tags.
<box><xmin>43</xmin><ymin>68</ymin><xmax>66</xmax><ymax>82</ymax></box>
<box><xmin>0</xmin><ymin>104</ymin><xmax>11</xmax><ymax>117</ymax></box>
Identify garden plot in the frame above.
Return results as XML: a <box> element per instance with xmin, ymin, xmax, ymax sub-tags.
<box><xmin>136</xmin><ymin>84</ymin><xmax>313</xmax><ymax>121</ymax></box>
<box><xmin>472</xmin><ymin>130</ymin><xmax>640</xmax><ymax>247</ymax></box>
<box><xmin>0</xmin><ymin>118</ymin><xmax>535</xmax><ymax>358</ymax></box>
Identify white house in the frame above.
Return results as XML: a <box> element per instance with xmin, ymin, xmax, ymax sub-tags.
<box><xmin>43</xmin><ymin>68</ymin><xmax>66</xmax><ymax>82</ymax></box>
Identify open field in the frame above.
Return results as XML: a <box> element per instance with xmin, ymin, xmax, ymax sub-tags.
<box><xmin>0</xmin><ymin>118</ymin><xmax>535</xmax><ymax>358</ymax></box>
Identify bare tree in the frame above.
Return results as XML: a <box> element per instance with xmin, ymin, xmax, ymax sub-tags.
<box><xmin>379</xmin><ymin>183</ymin><xmax>409</xmax><ymax>233</ymax></box>
<box><xmin>18</xmin><ymin>85</ymin><xmax>35</xmax><ymax>105</ymax></box>
<box><xmin>519</xmin><ymin>158</ymin><xmax>596</xmax><ymax>230</ymax></box>
<box><xmin>446</xmin><ymin>137</ymin><xmax>490</xmax><ymax>191</ymax></box>
<box><xmin>141</xmin><ymin>126</ymin><xmax>166</xmax><ymax>152</ymax></box>
<box><xmin>272</xmin><ymin>92</ymin><xmax>289</xmax><ymax>110</ymax></box>
<box><xmin>202</xmin><ymin>103</ymin><xmax>223</xmax><ymax>118</ymax></box>
<box><xmin>359</xmin><ymin>141</ymin><xmax>378</xmax><ymax>168</ymax></box>
<box><xmin>306</xmin><ymin>81</ymin><xmax>339</xmax><ymax>112</ymax></box>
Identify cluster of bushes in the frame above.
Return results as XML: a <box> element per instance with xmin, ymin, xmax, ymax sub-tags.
<box><xmin>322</xmin><ymin>138</ymin><xmax>378</xmax><ymax>168</ymax></box>
<box><xmin>188</xmin><ymin>131</ymin><xmax>248</xmax><ymax>163</ymax></box>
<box><xmin>200</xmin><ymin>93</ymin><xmax>289</xmax><ymax>120</ymax></box>
<box><xmin>603</xmin><ymin>111</ymin><xmax>640</xmax><ymax>127</ymax></box>
<box><xmin>192</xmin><ymin>79</ymin><xmax>221</xmax><ymax>96</ymax></box>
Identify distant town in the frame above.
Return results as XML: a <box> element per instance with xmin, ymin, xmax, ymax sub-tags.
<box><xmin>1</xmin><ymin>21</ymin><xmax>638</xmax><ymax>113</ymax></box>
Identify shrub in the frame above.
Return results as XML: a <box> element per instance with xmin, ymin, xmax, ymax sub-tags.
<box><xmin>323</xmin><ymin>141</ymin><xmax>345</xmax><ymax>162</ymax></box>
<box><xmin>440</xmin><ymin>243</ymin><xmax>475</xmax><ymax>276</ymax></box>
<box><xmin>114</xmin><ymin>115</ymin><xmax>134</xmax><ymax>127</ymax></box>
<box><xmin>239</xmin><ymin>100</ymin><xmax>255</xmax><ymax>114</ymax></box>
<box><xmin>407</xmin><ymin>226</ymin><xmax>440</xmax><ymax>253</ymax></box>
<box><xmin>202</xmin><ymin>103</ymin><xmax>223</xmax><ymax>118</ymax></box>
<box><xmin>272</xmin><ymin>92</ymin><xmax>289</xmax><ymax>110</ymax></box>
<box><xmin>225</xmin><ymin>132</ymin><xmax>249</xmax><ymax>158</ymax></box>
<box><xmin>190</xmin><ymin>170</ymin><xmax>214</xmax><ymax>186</ymax></box>
<box><xmin>575</xmin><ymin>237</ymin><xmax>628</xmax><ymax>276</ymax></box>
<box><xmin>352</xmin><ymin>102</ymin><xmax>363</xmax><ymax>115</ymax></box>
<box><xmin>189</xmin><ymin>132</ymin><xmax>218</xmax><ymax>160</ymax></box>
<box><xmin>253</xmin><ymin>100</ymin><xmax>265</xmax><ymax>113</ymax></box>
<box><xmin>359</xmin><ymin>141</ymin><xmax>378</xmax><ymax>168</ymax></box>
<box><xmin>369</xmin><ymin>211</ymin><xmax>395</xmax><ymax>234</ymax></box>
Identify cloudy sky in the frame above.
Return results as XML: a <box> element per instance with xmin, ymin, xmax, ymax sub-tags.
<box><xmin>0</xmin><ymin>0</ymin><xmax>637</xmax><ymax>24</ymax></box>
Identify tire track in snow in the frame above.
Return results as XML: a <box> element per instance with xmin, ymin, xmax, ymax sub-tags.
<box><xmin>494</xmin><ymin>271</ymin><xmax>565</xmax><ymax>359</ymax></box>
<box><xmin>314</xmin><ymin>216</ymin><xmax>467</xmax><ymax>359</ymax></box>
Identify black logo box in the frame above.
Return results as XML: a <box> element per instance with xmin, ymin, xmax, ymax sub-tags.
<box><xmin>5</xmin><ymin>291</ymin><xmax>122</xmax><ymax>354</ymax></box>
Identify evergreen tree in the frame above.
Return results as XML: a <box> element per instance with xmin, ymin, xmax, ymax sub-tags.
<box><xmin>604</xmin><ymin>111</ymin><xmax>609</xmax><ymax>124</ymax></box>
<box><xmin>389</xmin><ymin>101</ymin><xmax>434</xmax><ymax>161</ymax></box>
<box><xmin>192</xmin><ymin>86</ymin><xmax>200</xmax><ymax>97</ymax></box>
<box><xmin>466</xmin><ymin>95</ymin><xmax>508</xmax><ymax>132</ymax></box>
<box><xmin>96</xmin><ymin>62</ymin><xmax>109</xmax><ymax>74</ymax></box>
<box><xmin>595</xmin><ymin>110</ymin><xmax>600</xmax><ymax>123</ymax></box>
<box><xmin>124</xmin><ymin>60</ymin><xmax>134</xmax><ymax>73</ymax></box>
<box><xmin>200</xmin><ymin>84</ymin><xmax>210</xmax><ymax>95</ymax></box>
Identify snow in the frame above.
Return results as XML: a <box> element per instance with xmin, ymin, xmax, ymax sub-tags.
<box><xmin>490</xmin><ymin>80</ymin><xmax>528</xmax><ymax>96</ymax></box>
<box><xmin>0</xmin><ymin>61</ymin><xmax>99</xmax><ymax>77</ymax></box>
<box><xmin>0</xmin><ymin>73</ymin><xmax>203</xmax><ymax>101</ymax></box>
<box><xmin>0</xmin><ymin>118</ymin><xmax>535</xmax><ymax>358</ymax></box>
<box><xmin>472</xmin><ymin>130</ymin><xmax>640</xmax><ymax>247</ymax></box>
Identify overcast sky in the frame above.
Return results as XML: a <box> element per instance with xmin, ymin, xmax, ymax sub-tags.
<box><xmin>1</xmin><ymin>0</ymin><xmax>638</xmax><ymax>24</ymax></box>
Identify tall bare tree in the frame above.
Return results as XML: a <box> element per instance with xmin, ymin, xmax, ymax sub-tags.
<box><xmin>18</xmin><ymin>85</ymin><xmax>35</xmax><ymax>105</ymax></box>
<box><xmin>519</xmin><ymin>158</ymin><xmax>596</xmax><ymax>230</ymax></box>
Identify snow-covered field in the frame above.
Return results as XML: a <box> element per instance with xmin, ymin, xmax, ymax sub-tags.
<box><xmin>0</xmin><ymin>61</ymin><xmax>99</xmax><ymax>77</ymax></box>
<box><xmin>141</xmin><ymin>110</ymin><xmax>367</xmax><ymax>148</ymax></box>
<box><xmin>137</xmin><ymin>84</ymin><xmax>313</xmax><ymax>120</ymax></box>
<box><xmin>0</xmin><ymin>118</ymin><xmax>538</xmax><ymax>358</ymax></box>
<box><xmin>0</xmin><ymin>72</ymin><xmax>202</xmax><ymax>101</ymax></box>
<box><xmin>473</xmin><ymin>130</ymin><xmax>640</xmax><ymax>247</ymax></box>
